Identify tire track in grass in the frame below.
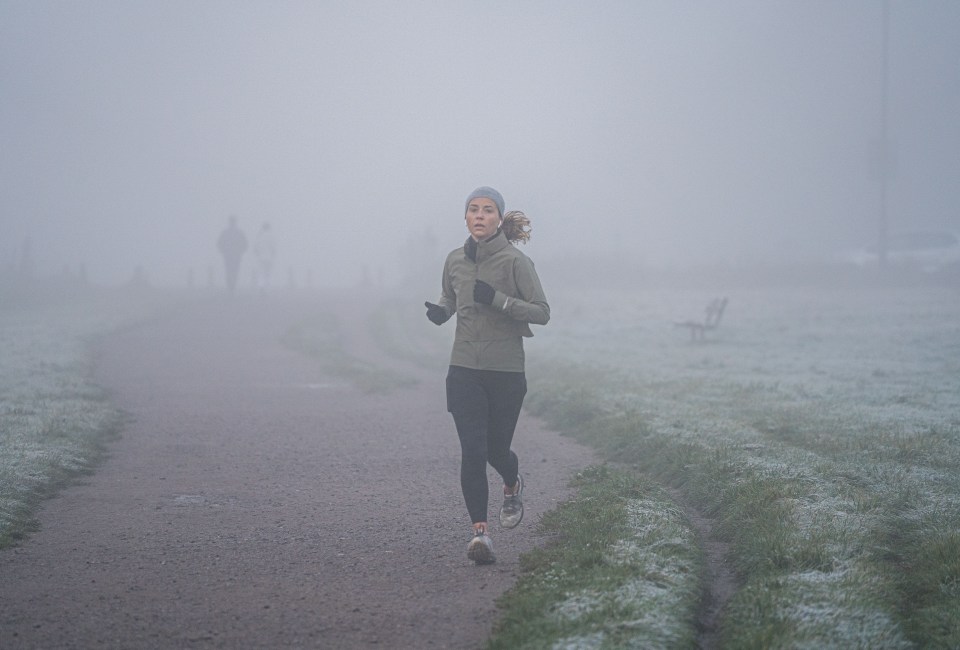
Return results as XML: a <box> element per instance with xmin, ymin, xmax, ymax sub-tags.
<box><xmin>666</xmin><ymin>486</ymin><xmax>737</xmax><ymax>650</ymax></box>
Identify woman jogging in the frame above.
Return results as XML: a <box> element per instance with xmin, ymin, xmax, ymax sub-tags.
<box><xmin>424</xmin><ymin>186</ymin><xmax>550</xmax><ymax>565</ymax></box>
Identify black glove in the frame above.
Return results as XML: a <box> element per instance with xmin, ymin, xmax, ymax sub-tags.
<box><xmin>473</xmin><ymin>280</ymin><xmax>495</xmax><ymax>305</ymax></box>
<box><xmin>424</xmin><ymin>301</ymin><xmax>448</xmax><ymax>325</ymax></box>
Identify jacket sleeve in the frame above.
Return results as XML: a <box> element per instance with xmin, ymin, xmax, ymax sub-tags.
<box><xmin>491</xmin><ymin>257</ymin><xmax>550</xmax><ymax>325</ymax></box>
<box><xmin>437</xmin><ymin>256</ymin><xmax>457</xmax><ymax>320</ymax></box>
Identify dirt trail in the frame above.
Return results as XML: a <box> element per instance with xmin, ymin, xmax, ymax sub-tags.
<box><xmin>0</xmin><ymin>293</ymin><xmax>595</xmax><ymax>649</ymax></box>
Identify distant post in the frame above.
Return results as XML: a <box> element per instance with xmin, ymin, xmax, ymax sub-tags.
<box><xmin>877</xmin><ymin>0</ymin><xmax>890</xmax><ymax>269</ymax></box>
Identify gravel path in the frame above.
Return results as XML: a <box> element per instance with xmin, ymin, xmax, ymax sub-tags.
<box><xmin>0</xmin><ymin>293</ymin><xmax>595</xmax><ymax>649</ymax></box>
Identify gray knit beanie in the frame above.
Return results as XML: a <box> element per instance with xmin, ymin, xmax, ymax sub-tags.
<box><xmin>464</xmin><ymin>186</ymin><xmax>505</xmax><ymax>218</ymax></box>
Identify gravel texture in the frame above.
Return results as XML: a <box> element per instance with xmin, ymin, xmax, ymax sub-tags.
<box><xmin>0</xmin><ymin>293</ymin><xmax>595</xmax><ymax>649</ymax></box>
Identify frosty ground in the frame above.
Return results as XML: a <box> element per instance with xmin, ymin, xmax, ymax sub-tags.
<box><xmin>500</xmin><ymin>280</ymin><xmax>960</xmax><ymax>648</ymax></box>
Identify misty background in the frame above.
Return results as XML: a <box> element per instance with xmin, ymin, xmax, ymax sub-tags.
<box><xmin>2</xmin><ymin>0</ymin><xmax>958</xmax><ymax>289</ymax></box>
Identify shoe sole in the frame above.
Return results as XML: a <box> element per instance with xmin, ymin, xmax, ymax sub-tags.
<box><xmin>467</xmin><ymin>537</ymin><xmax>495</xmax><ymax>565</ymax></box>
<box><xmin>499</xmin><ymin>473</ymin><xmax>524</xmax><ymax>529</ymax></box>
<box><xmin>500</xmin><ymin>507</ymin><xmax>523</xmax><ymax>529</ymax></box>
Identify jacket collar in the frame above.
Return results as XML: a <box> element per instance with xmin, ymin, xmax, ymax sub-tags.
<box><xmin>464</xmin><ymin>229</ymin><xmax>509</xmax><ymax>263</ymax></box>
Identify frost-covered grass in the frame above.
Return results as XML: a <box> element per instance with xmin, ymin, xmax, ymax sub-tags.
<box><xmin>490</xmin><ymin>466</ymin><xmax>701</xmax><ymax>650</ymax></box>
<box><xmin>376</xmin><ymin>282</ymin><xmax>960</xmax><ymax>648</ymax></box>
<box><xmin>522</xmin><ymin>284</ymin><xmax>960</xmax><ymax>647</ymax></box>
<box><xmin>0</xmin><ymin>286</ymin><xmax>170</xmax><ymax>547</ymax></box>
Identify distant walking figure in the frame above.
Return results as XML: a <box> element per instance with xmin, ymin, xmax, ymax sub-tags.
<box><xmin>217</xmin><ymin>215</ymin><xmax>248</xmax><ymax>294</ymax></box>
<box><xmin>424</xmin><ymin>186</ymin><xmax>550</xmax><ymax>565</ymax></box>
<box><xmin>253</xmin><ymin>222</ymin><xmax>277</xmax><ymax>291</ymax></box>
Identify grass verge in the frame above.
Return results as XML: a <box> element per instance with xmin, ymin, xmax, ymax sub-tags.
<box><xmin>517</xmin><ymin>359</ymin><xmax>952</xmax><ymax>647</ymax></box>
<box><xmin>280</xmin><ymin>310</ymin><xmax>418</xmax><ymax>394</ymax></box>
<box><xmin>368</xmin><ymin>299</ymin><xmax>449</xmax><ymax>370</ymax></box>
<box><xmin>490</xmin><ymin>465</ymin><xmax>702</xmax><ymax>649</ymax></box>
<box><xmin>0</xmin><ymin>286</ymin><xmax>167</xmax><ymax>548</ymax></box>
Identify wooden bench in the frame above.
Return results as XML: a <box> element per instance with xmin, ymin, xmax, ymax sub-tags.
<box><xmin>675</xmin><ymin>297</ymin><xmax>728</xmax><ymax>341</ymax></box>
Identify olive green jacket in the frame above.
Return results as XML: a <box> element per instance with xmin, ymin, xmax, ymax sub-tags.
<box><xmin>436</xmin><ymin>230</ymin><xmax>550</xmax><ymax>372</ymax></box>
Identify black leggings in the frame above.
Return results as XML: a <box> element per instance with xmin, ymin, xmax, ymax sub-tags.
<box><xmin>446</xmin><ymin>365</ymin><xmax>526</xmax><ymax>524</ymax></box>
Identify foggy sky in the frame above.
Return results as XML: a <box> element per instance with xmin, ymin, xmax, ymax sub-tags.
<box><xmin>2</xmin><ymin>1</ymin><xmax>959</xmax><ymax>287</ymax></box>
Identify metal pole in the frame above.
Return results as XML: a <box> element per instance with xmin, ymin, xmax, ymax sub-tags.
<box><xmin>879</xmin><ymin>0</ymin><xmax>890</xmax><ymax>269</ymax></box>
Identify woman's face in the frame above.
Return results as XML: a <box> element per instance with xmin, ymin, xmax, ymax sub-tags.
<box><xmin>465</xmin><ymin>198</ymin><xmax>501</xmax><ymax>241</ymax></box>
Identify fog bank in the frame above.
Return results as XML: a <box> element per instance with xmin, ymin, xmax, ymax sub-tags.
<box><xmin>2</xmin><ymin>1</ymin><xmax>958</xmax><ymax>288</ymax></box>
